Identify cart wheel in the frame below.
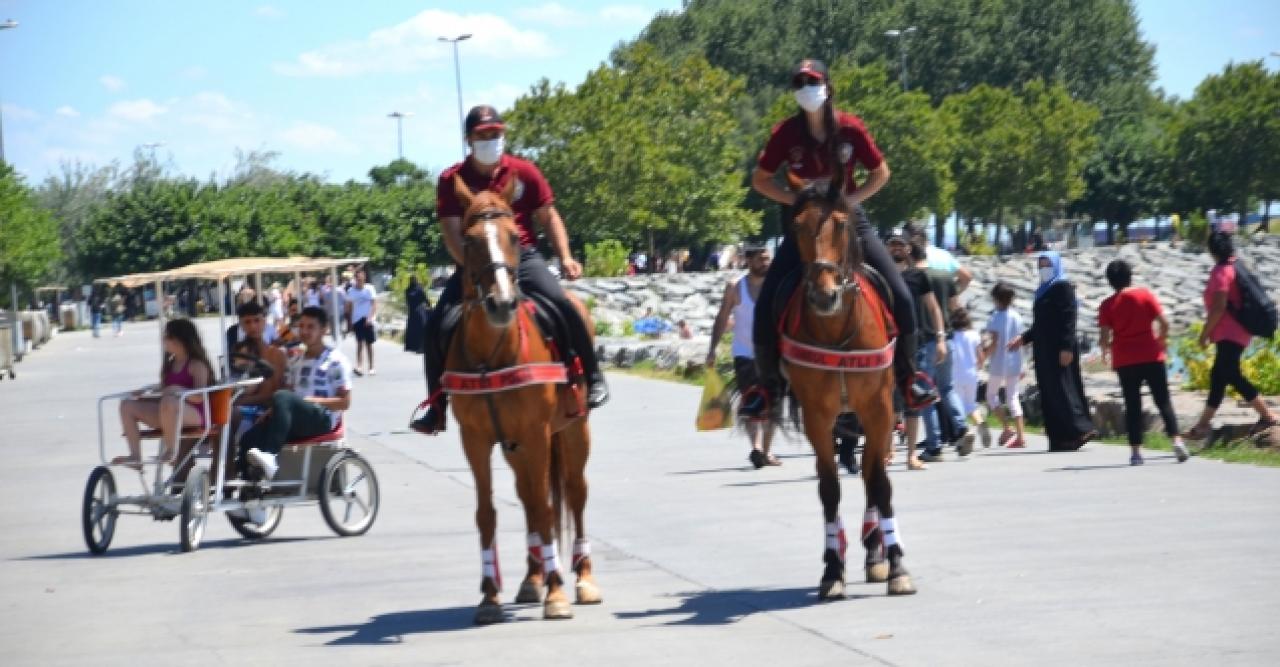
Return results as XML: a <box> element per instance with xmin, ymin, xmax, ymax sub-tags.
<box><xmin>319</xmin><ymin>453</ymin><xmax>379</xmax><ymax>537</ymax></box>
<box><xmin>227</xmin><ymin>505</ymin><xmax>283</xmax><ymax>539</ymax></box>
<box><xmin>82</xmin><ymin>466</ymin><xmax>118</xmax><ymax>555</ymax></box>
<box><xmin>179</xmin><ymin>468</ymin><xmax>210</xmax><ymax>552</ymax></box>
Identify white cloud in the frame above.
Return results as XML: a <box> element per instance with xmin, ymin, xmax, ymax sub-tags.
<box><xmin>465</xmin><ymin>83</ymin><xmax>525</xmax><ymax>112</ymax></box>
<box><xmin>55</xmin><ymin>105</ymin><xmax>80</xmax><ymax>118</ymax></box>
<box><xmin>516</xmin><ymin>3</ymin><xmax>587</xmax><ymax>27</ymax></box>
<box><xmin>99</xmin><ymin>75</ymin><xmax>126</xmax><ymax>92</ymax></box>
<box><xmin>1</xmin><ymin>102</ymin><xmax>39</xmax><ymax>121</ymax></box>
<box><xmin>273</xmin><ymin>10</ymin><xmax>556</xmax><ymax>77</ymax></box>
<box><xmin>179</xmin><ymin>92</ymin><xmax>255</xmax><ymax>133</ymax></box>
<box><xmin>179</xmin><ymin>65</ymin><xmax>208</xmax><ymax>80</ymax></box>
<box><xmin>108</xmin><ymin>98</ymin><xmax>168</xmax><ymax>122</ymax></box>
<box><xmin>279</xmin><ymin>121</ymin><xmax>355</xmax><ymax>152</ymax></box>
<box><xmin>599</xmin><ymin>4</ymin><xmax>651</xmax><ymax>24</ymax></box>
<box><xmin>254</xmin><ymin>5</ymin><xmax>285</xmax><ymax>19</ymax></box>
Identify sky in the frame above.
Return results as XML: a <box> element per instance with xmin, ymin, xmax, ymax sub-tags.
<box><xmin>0</xmin><ymin>0</ymin><xmax>1277</xmax><ymax>186</ymax></box>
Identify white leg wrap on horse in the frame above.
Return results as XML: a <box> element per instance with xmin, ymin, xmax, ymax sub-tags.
<box><xmin>482</xmin><ymin>547</ymin><xmax>502</xmax><ymax>591</ymax></box>
<box><xmin>572</xmin><ymin>538</ymin><xmax>590</xmax><ymax>570</ymax></box>
<box><xmin>540</xmin><ymin>544</ymin><xmax>559</xmax><ymax>575</ymax></box>
<box><xmin>825</xmin><ymin>517</ymin><xmax>848</xmax><ymax>561</ymax></box>
<box><xmin>880</xmin><ymin>517</ymin><xmax>901</xmax><ymax>548</ymax></box>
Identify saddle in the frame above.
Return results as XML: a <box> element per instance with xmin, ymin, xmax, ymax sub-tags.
<box><xmin>771</xmin><ymin>264</ymin><xmax>895</xmax><ymax>333</ymax></box>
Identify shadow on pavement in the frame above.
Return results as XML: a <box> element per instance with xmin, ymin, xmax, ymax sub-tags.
<box><xmin>295</xmin><ymin>606</ymin><xmax>532</xmax><ymax>645</ymax></box>
<box><xmin>1047</xmin><ymin>458</ymin><xmax>1181</xmax><ymax>472</ymax></box>
<box><xmin>614</xmin><ymin>586</ymin><xmax>866</xmax><ymax>626</ymax></box>
<box><xmin>17</xmin><ymin>535</ymin><xmax>325</xmax><ymax>560</ymax></box>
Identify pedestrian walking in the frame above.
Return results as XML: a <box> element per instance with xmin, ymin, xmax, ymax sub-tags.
<box><xmin>403</xmin><ymin>275</ymin><xmax>429</xmax><ymax>355</ymax></box>
<box><xmin>984</xmin><ymin>282</ymin><xmax>1027</xmax><ymax>448</ymax></box>
<box><xmin>888</xmin><ymin>229</ymin><xmax>943</xmax><ymax>469</ymax></box>
<box><xmin>950</xmin><ymin>306</ymin><xmax>990</xmax><ymax>447</ymax></box>
<box><xmin>110</xmin><ymin>291</ymin><xmax>126</xmax><ymax>337</ymax></box>
<box><xmin>1183</xmin><ymin>231</ymin><xmax>1279</xmax><ymax>440</ymax></box>
<box><xmin>346</xmin><ymin>270</ymin><xmax>378</xmax><ymax>376</ymax></box>
<box><xmin>1009</xmin><ymin>252</ymin><xmax>1097</xmax><ymax>451</ymax></box>
<box><xmin>1097</xmin><ymin>259</ymin><xmax>1189</xmax><ymax>465</ymax></box>
<box><xmin>706</xmin><ymin>246</ymin><xmax>778</xmax><ymax>468</ymax></box>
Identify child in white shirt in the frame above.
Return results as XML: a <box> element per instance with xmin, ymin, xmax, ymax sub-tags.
<box><xmin>983</xmin><ymin>282</ymin><xmax>1026</xmax><ymax>448</ymax></box>
<box><xmin>949</xmin><ymin>306</ymin><xmax>989</xmax><ymax>447</ymax></box>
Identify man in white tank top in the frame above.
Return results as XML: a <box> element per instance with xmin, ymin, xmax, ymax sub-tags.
<box><xmin>707</xmin><ymin>247</ymin><xmax>778</xmax><ymax>469</ymax></box>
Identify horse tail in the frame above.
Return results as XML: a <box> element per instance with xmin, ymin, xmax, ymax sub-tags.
<box><xmin>550</xmin><ymin>431</ymin><xmax>567</xmax><ymax>563</ymax></box>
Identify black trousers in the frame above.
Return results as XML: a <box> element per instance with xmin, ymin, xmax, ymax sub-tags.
<box><xmin>753</xmin><ymin>205</ymin><xmax>918</xmax><ymax>378</ymax></box>
<box><xmin>423</xmin><ymin>248</ymin><xmax>600</xmax><ymax>398</ymax></box>
<box><xmin>1207</xmin><ymin>341</ymin><xmax>1258</xmax><ymax>408</ymax></box>
<box><xmin>1116</xmin><ymin>361</ymin><xmax>1179</xmax><ymax>445</ymax></box>
<box><xmin>238</xmin><ymin>390</ymin><xmax>333</xmax><ymax>458</ymax></box>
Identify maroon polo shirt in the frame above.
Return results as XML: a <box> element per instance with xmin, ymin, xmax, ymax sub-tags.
<box><xmin>436</xmin><ymin>154</ymin><xmax>554</xmax><ymax>248</ymax></box>
<box><xmin>757</xmin><ymin>111</ymin><xmax>884</xmax><ymax>192</ymax></box>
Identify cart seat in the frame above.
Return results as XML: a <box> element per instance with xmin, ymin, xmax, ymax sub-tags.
<box><xmin>286</xmin><ymin>421</ymin><xmax>344</xmax><ymax>447</ymax></box>
<box><xmin>133</xmin><ymin>425</ymin><xmax>222</xmax><ymax>440</ymax></box>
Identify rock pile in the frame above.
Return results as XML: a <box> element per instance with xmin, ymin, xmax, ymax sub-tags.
<box><xmin>572</xmin><ymin>237</ymin><xmax>1280</xmax><ymax>369</ymax></box>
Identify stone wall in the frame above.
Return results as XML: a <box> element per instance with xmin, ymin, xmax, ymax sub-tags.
<box><xmin>573</xmin><ymin>236</ymin><xmax>1280</xmax><ymax>368</ymax></box>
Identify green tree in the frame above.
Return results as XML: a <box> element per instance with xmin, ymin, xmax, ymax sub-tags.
<box><xmin>1165</xmin><ymin>61</ymin><xmax>1280</xmax><ymax>224</ymax></box>
<box><xmin>1</xmin><ymin>164</ymin><xmax>65</xmax><ymax>290</ymax></box>
<box><xmin>506</xmin><ymin>43</ymin><xmax>759</xmax><ymax>255</ymax></box>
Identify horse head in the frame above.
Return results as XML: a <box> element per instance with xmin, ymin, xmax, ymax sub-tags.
<box><xmin>786</xmin><ymin>170</ymin><xmax>864</xmax><ymax>317</ymax></box>
<box><xmin>455</xmin><ymin>174</ymin><xmax>522</xmax><ymax>329</ymax></box>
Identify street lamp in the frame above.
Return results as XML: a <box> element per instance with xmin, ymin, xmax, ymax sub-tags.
<box><xmin>387</xmin><ymin>111</ymin><xmax>413</xmax><ymax>160</ymax></box>
<box><xmin>0</xmin><ymin>19</ymin><xmax>18</xmax><ymax>164</ymax></box>
<box><xmin>438</xmin><ymin>33</ymin><xmax>472</xmax><ymax>159</ymax></box>
<box><xmin>884</xmin><ymin>26</ymin><xmax>918</xmax><ymax>91</ymax></box>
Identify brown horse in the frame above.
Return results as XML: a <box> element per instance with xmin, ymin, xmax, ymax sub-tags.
<box><xmin>780</xmin><ymin>170</ymin><xmax>916</xmax><ymax>599</ymax></box>
<box><xmin>446</xmin><ymin>176</ymin><xmax>602</xmax><ymax>625</ymax></box>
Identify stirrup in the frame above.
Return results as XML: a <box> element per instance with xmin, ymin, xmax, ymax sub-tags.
<box><xmin>409</xmin><ymin>393</ymin><xmax>447</xmax><ymax>435</ymax></box>
<box><xmin>902</xmin><ymin>372</ymin><xmax>939</xmax><ymax>411</ymax></box>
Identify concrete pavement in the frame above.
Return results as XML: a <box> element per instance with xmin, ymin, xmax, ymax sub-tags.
<box><xmin>1</xmin><ymin>319</ymin><xmax>1278</xmax><ymax>666</ymax></box>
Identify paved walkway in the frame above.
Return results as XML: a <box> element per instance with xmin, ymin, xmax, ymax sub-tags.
<box><xmin>2</xmin><ymin>320</ymin><xmax>1278</xmax><ymax>666</ymax></box>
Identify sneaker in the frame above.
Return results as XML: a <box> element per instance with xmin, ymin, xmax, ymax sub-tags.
<box><xmin>353</xmin><ymin>368</ymin><xmax>364</xmax><ymax>377</ymax></box>
<box><xmin>1172</xmin><ymin>438</ymin><xmax>1190</xmax><ymax>463</ymax></box>
<box><xmin>748</xmin><ymin>449</ymin><xmax>766</xmax><ymax>470</ymax></box>
<box><xmin>998</xmin><ymin>428</ymin><xmax>1014</xmax><ymax>446</ymax></box>
<box><xmin>979</xmin><ymin>423</ymin><xmax>992</xmax><ymax>448</ymax></box>
<box><xmin>367</xmin><ymin>368</ymin><xmax>377</xmax><ymax>376</ymax></box>
<box><xmin>246</xmin><ymin>448</ymin><xmax>279</xmax><ymax>480</ymax></box>
<box><xmin>1006</xmin><ymin>438</ymin><xmax>1026</xmax><ymax>449</ymax></box>
<box><xmin>1130</xmin><ymin>452</ymin><xmax>1144</xmax><ymax>466</ymax></box>
<box><xmin>918</xmin><ymin>450</ymin><xmax>944</xmax><ymax>463</ymax></box>
<box><xmin>957</xmin><ymin>432</ymin><xmax>976</xmax><ymax>457</ymax></box>
<box><xmin>248</xmin><ymin>507</ymin><xmax>269</xmax><ymax>524</ymax></box>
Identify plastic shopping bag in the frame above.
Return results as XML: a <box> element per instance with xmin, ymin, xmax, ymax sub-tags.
<box><xmin>695</xmin><ymin>368</ymin><xmax>735</xmax><ymax>431</ymax></box>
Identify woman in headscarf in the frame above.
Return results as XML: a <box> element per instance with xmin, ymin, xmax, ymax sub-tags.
<box><xmin>403</xmin><ymin>275</ymin><xmax>430</xmax><ymax>354</ymax></box>
<box><xmin>1009</xmin><ymin>252</ymin><xmax>1097</xmax><ymax>451</ymax></box>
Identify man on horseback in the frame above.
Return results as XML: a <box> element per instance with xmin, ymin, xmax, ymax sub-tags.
<box><xmin>747</xmin><ymin>59</ymin><xmax>937</xmax><ymax>420</ymax></box>
<box><xmin>411</xmin><ymin>105</ymin><xmax>608</xmax><ymax>435</ymax></box>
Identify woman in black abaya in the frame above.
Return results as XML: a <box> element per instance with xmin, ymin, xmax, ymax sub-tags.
<box><xmin>1009</xmin><ymin>252</ymin><xmax>1097</xmax><ymax>451</ymax></box>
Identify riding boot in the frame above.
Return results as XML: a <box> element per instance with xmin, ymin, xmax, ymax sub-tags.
<box><xmin>895</xmin><ymin>332</ymin><xmax>938</xmax><ymax>411</ymax></box>
<box><xmin>410</xmin><ymin>314</ymin><xmax>451</xmax><ymax>435</ymax></box>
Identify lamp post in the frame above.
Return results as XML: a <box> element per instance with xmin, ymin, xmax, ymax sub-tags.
<box><xmin>141</xmin><ymin>142</ymin><xmax>164</xmax><ymax>161</ymax></box>
<box><xmin>387</xmin><ymin>111</ymin><xmax>413</xmax><ymax>160</ymax></box>
<box><xmin>438</xmin><ymin>33</ymin><xmax>472</xmax><ymax>159</ymax></box>
<box><xmin>884</xmin><ymin>26</ymin><xmax>918</xmax><ymax>91</ymax></box>
<box><xmin>0</xmin><ymin>19</ymin><xmax>18</xmax><ymax>164</ymax></box>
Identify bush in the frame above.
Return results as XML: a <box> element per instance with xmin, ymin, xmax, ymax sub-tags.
<box><xmin>961</xmin><ymin>232</ymin><xmax>996</xmax><ymax>256</ymax></box>
<box><xmin>621</xmin><ymin>319</ymin><xmax>636</xmax><ymax>337</ymax></box>
<box><xmin>585</xmin><ymin>239</ymin><xmax>630</xmax><ymax>277</ymax></box>
<box><xmin>1175</xmin><ymin>323</ymin><xmax>1280</xmax><ymax>395</ymax></box>
<box><xmin>1175</xmin><ymin>211</ymin><xmax>1210</xmax><ymax>249</ymax></box>
<box><xmin>594</xmin><ymin>320</ymin><xmax>612</xmax><ymax>337</ymax></box>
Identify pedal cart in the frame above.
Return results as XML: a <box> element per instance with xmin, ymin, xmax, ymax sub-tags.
<box><xmin>84</xmin><ymin>257</ymin><xmax>379</xmax><ymax>554</ymax></box>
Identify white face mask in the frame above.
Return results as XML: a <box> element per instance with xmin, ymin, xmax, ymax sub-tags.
<box><xmin>1039</xmin><ymin>266</ymin><xmax>1055</xmax><ymax>283</ymax></box>
<box><xmin>794</xmin><ymin>84</ymin><xmax>828</xmax><ymax>113</ymax></box>
<box><xmin>471</xmin><ymin>136</ymin><xmax>505</xmax><ymax>165</ymax></box>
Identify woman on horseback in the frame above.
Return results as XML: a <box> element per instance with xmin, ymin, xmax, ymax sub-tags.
<box><xmin>747</xmin><ymin>59</ymin><xmax>936</xmax><ymax>419</ymax></box>
<box><xmin>411</xmin><ymin>105</ymin><xmax>609</xmax><ymax>435</ymax></box>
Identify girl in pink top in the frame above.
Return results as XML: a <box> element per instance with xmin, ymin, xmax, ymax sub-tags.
<box><xmin>114</xmin><ymin>319</ymin><xmax>213</xmax><ymax>467</ymax></box>
<box><xmin>1184</xmin><ymin>232</ymin><xmax>1278</xmax><ymax>440</ymax></box>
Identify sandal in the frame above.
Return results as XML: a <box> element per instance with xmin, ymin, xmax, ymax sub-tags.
<box><xmin>764</xmin><ymin>454</ymin><xmax>782</xmax><ymax>466</ymax></box>
<box><xmin>1182</xmin><ymin>423</ymin><xmax>1212</xmax><ymax>441</ymax></box>
<box><xmin>1249</xmin><ymin>418</ymin><xmax>1278</xmax><ymax>437</ymax></box>
<box><xmin>907</xmin><ymin>457</ymin><xmax>927</xmax><ymax>471</ymax></box>
<box><xmin>111</xmin><ymin>455</ymin><xmax>143</xmax><ymax>471</ymax></box>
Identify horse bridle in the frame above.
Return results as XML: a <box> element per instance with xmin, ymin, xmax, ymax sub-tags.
<box><xmin>798</xmin><ymin>201</ymin><xmax>860</xmax><ymax>296</ymax></box>
<box><xmin>462</xmin><ymin>208</ymin><xmax>522</xmax><ymax>300</ymax></box>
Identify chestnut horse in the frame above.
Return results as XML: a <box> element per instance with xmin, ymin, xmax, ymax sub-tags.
<box><xmin>781</xmin><ymin>170</ymin><xmax>916</xmax><ymax>599</ymax></box>
<box><xmin>447</xmin><ymin>176</ymin><xmax>601</xmax><ymax>624</ymax></box>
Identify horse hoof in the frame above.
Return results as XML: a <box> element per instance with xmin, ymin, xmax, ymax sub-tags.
<box><xmin>515</xmin><ymin>579</ymin><xmax>543</xmax><ymax>604</ymax></box>
<box><xmin>865</xmin><ymin>562</ymin><xmax>889</xmax><ymax>583</ymax></box>
<box><xmin>818</xmin><ymin>578</ymin><xmax>846</xmax><ymax>600</ymax></box>
<box><xmin>575</xmin><ymin>580</ymin><xmax>603</xmax><ymax>605</ymax></box>
<box><xmin>887</xmin><ymin>575</ymin><xmax>917</xmax><ymax>596</ymax></box>
<box><xmin>544</xmin><ymin>598</ymin><xmax>574</xmax><ymax>620</ymax></box>
<box><xmin>474</xmin><ymin>602</ymin><xmax>505</xmax><ymax>625</ymax></box>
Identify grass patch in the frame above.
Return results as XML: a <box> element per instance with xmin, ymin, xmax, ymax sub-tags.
<box><xmin>614</xmin><ymin>359</ymin><xmax>707</xmax><ymax>387</ymax></box>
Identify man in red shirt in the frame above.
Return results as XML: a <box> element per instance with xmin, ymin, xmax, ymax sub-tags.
<box><xmin>410</xmin><ymin>105</ymin><xmax>608</xmax><ymax>435</ymax></box>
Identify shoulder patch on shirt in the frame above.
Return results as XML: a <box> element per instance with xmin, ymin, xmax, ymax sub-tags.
<box><xmin>838</xmin><ymin>143</ymin><xmax>853</xmax><ymax>164</ymax></box>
